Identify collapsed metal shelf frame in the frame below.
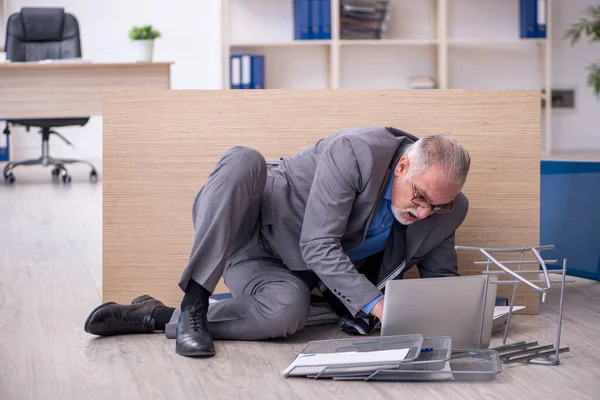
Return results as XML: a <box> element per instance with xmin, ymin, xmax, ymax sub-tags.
<box><xmin>455</xmin><ymin>244</ymin><xmax>569</xmax><ymax>366</ymax></box>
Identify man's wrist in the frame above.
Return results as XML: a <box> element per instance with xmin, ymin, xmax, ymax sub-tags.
<box><xmin>361</xmin><ymin>294</ymin><xmax>384</xmax><ymax>314</ymax></box>
<box><xmin>370</xmin><ymin>297</ymin><xmax>385</xmax><ymax>321</ymax></box>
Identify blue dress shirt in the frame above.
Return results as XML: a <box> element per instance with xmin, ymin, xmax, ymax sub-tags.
<box><xmin>346</xmin><ymin>175</ymin><xmax>395</xmax><ymax>314</ymax></box>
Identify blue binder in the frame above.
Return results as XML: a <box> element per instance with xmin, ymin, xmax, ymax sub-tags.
<box><xmin>251</xmin><ymin>55</ymin><xmax>265</xmax><ymax>89</ymax></box>
<box><xmin>0</xmin><ymin>132</ymin><xmax>9</xmax><ymax>162</ymax></box>
<box><xmin>520</xmin><ymin>0</ymin><xmax>546</xmax><ymax>38</ymax></box>
<box><xmin>229</xmin><ymin>54</ymin><xmax>241</xmax><ymax>89</ymax></box>
<box><xmin>294</xmin><ymin>0</ymin><xmax>311</xmax><ymax>40</ymax></box>
<box><xmin>320</xmin><ymin>0</ymin><xmax>331</xmax><ymax>40</ymax></box>
<box><xmin>241</xmin><ymin>55</ymin><xmax>252</xmax><ymax>89</ymax></box>
<box><xmin>310</xmin><ymin>0</ymin><xmax>321</xmax><ymax>39</ymax></box>
<box><xmin>536</xmin><ymin>0</ymin><xmax>547</xmax><ymax>38</ymax></box>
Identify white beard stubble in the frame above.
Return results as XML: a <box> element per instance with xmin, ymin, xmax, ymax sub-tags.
<box><xmin>391</xmin><ymin>205</ymin><xmax>420</xmax><ymax>225</ymax></box>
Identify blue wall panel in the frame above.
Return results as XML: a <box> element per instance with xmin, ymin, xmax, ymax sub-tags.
<box><xmin>540</xmin><ymin>161</ymin><xmax>600</xmax><ymax>280</ymax></box>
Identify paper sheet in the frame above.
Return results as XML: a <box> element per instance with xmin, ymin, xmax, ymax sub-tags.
<box><xmin>283</xmin><ymin>348</ymin><xmax>410</xmax><ymax>377</ymax></box>
<box><xmin>494</xmin><ymin>306</ymin><xmax>526</xmax><ymax>320</ymax></box>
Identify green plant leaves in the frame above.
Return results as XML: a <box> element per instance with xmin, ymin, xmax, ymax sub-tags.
<box><xmin>564</xmin><ymin>6</ymin><xmax>600</xmax><ymax>100</ymax></box>
<box><xmin>129</xmin><ymin>25</ymin><xmax>161</xmax><ymax>40</ymax></box>
<box><xmin>564</xmin><ymin>5</ymin><xmax>600</xmax><ymax>45</ymax></box>
<box><xmin>586</xmin><ymin>62</ymin><xmax>600</xmax><ymax>98</ymax></box>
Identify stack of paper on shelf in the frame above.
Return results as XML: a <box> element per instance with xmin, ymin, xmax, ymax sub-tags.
<box><xmin>408</xmin><ymin>76</ymin><xmax>436</xmax><ymax>89</ymax></box>
<box><xmin>340</xmin><ymin>0</ymin><xmax>391</xmax><ymax>40</ymax></box>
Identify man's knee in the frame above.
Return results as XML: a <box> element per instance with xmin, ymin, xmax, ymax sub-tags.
<box><xmin>258</xmin><ymin>283</ymin><xmax>311</xmax><ymax>338</ymax></box>
<box><xmin>220</xmin><ymin>146</ymin><xmax>267</xmax><ymax>190</ymax></box>
<box><xmin>223</xmin><ymin>146</ymin><xmax>266</xmax><ymax>172</ymax></box>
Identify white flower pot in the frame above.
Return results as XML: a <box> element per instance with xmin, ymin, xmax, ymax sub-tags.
<box><xmin>132</xmin><ymin>39</ymin><xmax>154</xmax><ymax>62</ymax></box>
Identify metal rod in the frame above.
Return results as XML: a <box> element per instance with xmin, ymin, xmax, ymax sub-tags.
<box><xmin>477</xmin><ymin>273</ymin><xmax>490</xmax><ymax>349</ymax></box>
<box><xmin>503</xmin><ymin>250</ymin><xmax>525</xmax><ymax>344</ymax></box>
<box><xmin>314</xmin><ymin>366</ymin><xmax>328</xmax><ymax>379</ymax></box>
<box><xmin>456</xmin><ymin>245</ymin><xmax>555</xmax><ymax>253</ymax></box>
<box><xmin>528</xmin><ymin>359</ymin><xmax>559</xmax><ymax>366</ymax></box>
<box><xmin>481</xmin><ymin>270</ymin><xmax>566</xmax><ymax>275</ymax></box>
<box><xmin>479</xmin><ymin>249</ymin><xmax>551</xmax><ymax>293</ymax></box>
<box><xmin>500</xmin><ymin>345</ymin><xmax>555</xmax><ymax>360</ymax></box>
<box><xmin>491</xmin><ymin>341</ymin><xmax>533</xmax><ymax>352</ymax></box>
<box><xmin>474</xmin><ymin>260</ymin><xmax>558</xmax><ymax>265</ymax></box>
<box><xmin>491</xmin><ymin>279</ymin><xmax>574</xmax><ymax>284</ymax></box>
<box><xmin>531</xmin><ymin>247</ymin><xmax>553</xmax><ymax>301</ymax></box>
<box><xmin>554</xmin><ymin>258</ymin><xmax>567</xmax><ymax>364</ymax></box>
<box><xmin>504</xmin><ymin>347</ymin><xmax>570</xmax><ymax>364</ymax></box>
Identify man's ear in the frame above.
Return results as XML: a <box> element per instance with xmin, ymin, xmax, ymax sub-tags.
<box><xmin>396</xmin><ymin>156</ymin><xmax>409</xmax><ymax>176</ymax></box>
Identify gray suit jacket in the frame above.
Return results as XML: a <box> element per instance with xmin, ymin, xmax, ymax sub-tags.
<box><xmin>260</xmin><ymin>127</ymin><xmax>469</xmax><ymax>317</ymax></box>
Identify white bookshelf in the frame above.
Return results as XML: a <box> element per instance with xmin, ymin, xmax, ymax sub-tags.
<box><xmin>0</xmin><ymin>0</ymin><xmax>6</xmax><ymax>52</ymax></box>
<box><xmin>221</xmin><ymin>0</ymin><xmax>553</xmax><ymax>151</ymax></box>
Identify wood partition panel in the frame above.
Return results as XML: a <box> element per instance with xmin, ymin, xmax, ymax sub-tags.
<box><xmin>0</xmin><ymin>62</ymin><xmax>172</xmax><ymax>119</ymax></box>
<box><xmin>103</xmin><ymin>90</ymin><xmax>541</xmax><ymax>313</ymax></box>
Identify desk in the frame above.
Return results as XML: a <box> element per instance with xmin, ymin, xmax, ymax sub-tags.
<box><xmin>0</xmin><ymin>61</ymin><xmax>172</xmax><ymax>119</ymax></box>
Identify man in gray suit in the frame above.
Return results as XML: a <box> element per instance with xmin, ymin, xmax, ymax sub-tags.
<box><xmin>85</xmin><ymin>127</ymin><xmax>471</xmax><ymax>358</ymax></box>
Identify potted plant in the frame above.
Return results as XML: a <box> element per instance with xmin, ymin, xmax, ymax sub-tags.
<box><xmin>564</xmin><ymin>5</ymin><xmax>600</xmax><ymax>99</ymax></box>
<box><xmin>129</xmin><ymin>25</ymin><xmax>161</xmax><ymax>62</ymax></box>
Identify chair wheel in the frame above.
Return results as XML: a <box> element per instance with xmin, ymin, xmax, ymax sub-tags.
<box><xmin>90</xmin><ymin>169</ymin><xmax>98</xmax><ymax>182</ymax></box>
<box><xmin>4</xmin><ymin>172</ymin><xmax>15</xmax><ymax>184</ymax></box>
<box><xmin>51</xmin><ymin>167</ymin><xmax>61</xmax><ymax>177</ymax></box>
<box><xmin>58</xmin><ymin>168</ymin><xmax>71</xmax><ymax>184</ymax></box>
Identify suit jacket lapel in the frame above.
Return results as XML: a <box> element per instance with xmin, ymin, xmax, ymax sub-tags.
<box><xmin>405</xmin><ymin>216</ymin><xmax>438</xmax><ymax>263</ymax></box>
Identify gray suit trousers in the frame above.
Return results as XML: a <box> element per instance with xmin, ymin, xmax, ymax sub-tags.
<box><xmin>174</xmin><ymin>146</ymin><xmax>311</xmax><ymax>341</ymax></box>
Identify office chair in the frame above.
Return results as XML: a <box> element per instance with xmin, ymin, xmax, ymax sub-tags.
<box><xmin>2</xmin><ymin>7</ymin><xmax>97</xmax><ymax>184</ymax></box>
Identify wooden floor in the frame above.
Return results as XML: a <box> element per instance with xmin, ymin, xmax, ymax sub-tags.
<box><xmin>2</xmin><ymin>164</ymin><xmax>600</xmax><ymax>400</ymax></box>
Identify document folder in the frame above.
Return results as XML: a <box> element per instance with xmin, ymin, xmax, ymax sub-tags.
<box><xmin>282</xmin><ymin>335</ymin><xmax>502</xmax><ymax>382</ymax></box>
<box><xmin>282</xmin><ymin>334</ymin><xmax>425</xmax><ymax>378</ymax></box>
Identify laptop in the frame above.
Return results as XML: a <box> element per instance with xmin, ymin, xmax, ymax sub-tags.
<box><xmin>380</xmin><ymin>275</ymin><xmax>498</xmax><ymax>349</ymax></box>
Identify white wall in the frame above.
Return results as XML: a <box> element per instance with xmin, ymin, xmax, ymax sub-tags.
<box><xmin>5</xmin><ymin>0</ymin><xmax>600</xmax><ymax>158</ymax></box>
<box><xmin>447</xmin><ymin>0</ymin><xmax>600</xmax><ymax>152</ymax></box>
<box><xmin>6</xmin><ymin>0</ymin><xmax>222</xmax><ymax>160</ymax></box>
<box><xmin>550</xmin><ymin>0</ymin><xmax>600</xmax><ymax>151</ymax></box>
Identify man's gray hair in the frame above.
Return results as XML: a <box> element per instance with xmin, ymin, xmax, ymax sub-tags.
<box><xmin>404</xmin><ymin>134</ymin><xmax>471</xmax><ymax>187</ymax></box>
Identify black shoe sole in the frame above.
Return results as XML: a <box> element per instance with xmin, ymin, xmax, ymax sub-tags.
<box><xmin>176</xmin><ymin>347</ymin><xmax>216</xmax><ymax>357</ymax></box>
<box><xmin>84</xmin><ymin>301</ymin><xmax>117</xmax><ymax>334</ymax></box>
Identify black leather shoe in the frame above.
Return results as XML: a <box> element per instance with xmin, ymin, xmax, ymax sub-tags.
<box><xmin>175</xmin><ymin>300</ymin><xmax>215</xmax><ymax>357</ymax></box>
<box><xmin>84</xmin><ymin>295</ymin><xmax>165</xmax><ymax>336</ymax></box>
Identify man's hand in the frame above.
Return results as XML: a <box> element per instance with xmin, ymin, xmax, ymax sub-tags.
<box><xmin>370</xmin><ymin>297</ymin><xmax>385</xmax><ymax>322</ymax></box>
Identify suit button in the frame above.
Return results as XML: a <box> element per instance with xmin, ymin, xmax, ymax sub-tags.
<box><xmin>342</xmin><ymin>295</ymin><xmax>346</xmax><ymax>299</ymax></box>
<box><xmin>346</xmin><ymin>299</ymin><xmax>351</xmax><ymax>303</ymax></box>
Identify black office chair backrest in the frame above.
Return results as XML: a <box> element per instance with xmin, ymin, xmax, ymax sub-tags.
<box><xmin>5</xmin><ymin>7</ymin><xmax>82</xmax><ymax>62</ymax></box>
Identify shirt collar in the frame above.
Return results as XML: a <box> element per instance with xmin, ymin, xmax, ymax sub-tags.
<box><xmin>384</xmin><ymin>174</ymin><xmax>394</xmax><ymax>201</ymax></box>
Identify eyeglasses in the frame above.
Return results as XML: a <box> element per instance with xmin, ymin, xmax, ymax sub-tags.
<box><xmin>411</xmin><ymin>180</ymin><xmax>454</xmax><ymax>214</ymax></box>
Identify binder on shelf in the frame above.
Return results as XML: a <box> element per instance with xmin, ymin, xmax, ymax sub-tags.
<box><xmin>241</xmin><ymin>55</ymin><xmax>251</xmax><ymax>89</ymax></box>
<box><xmin>294</xmin><ymin>0</ymin><xmax>311</xmax><ymax>40</ymax></box>
<box><xmin>408</xmin><ymin>76</ymin><xmax>436</xmax><ymax>89</ymax></box>
<box><xmin>230</xmin><ymin>55</ymin><xmax>241</xmax><ymax>89</ymax></box>
<box><xmin>519</xmin><ymin>0</ymin><xmax>546</xmax><ymax>39</ymax></box>
<box><xmin>320</xmin><ymin>0</ymin><xmax>331</xmax><ymax>40</ymax></box>
<box><xmin>251</xmin><ymin>55</ymin><xmax>264</xmax><ymax>89</ymax></box>
<box><xmin>310</xmin><ymin>0</ymin><xmax>321</xmax><ymax>39</ymax></box>
<box><xmin>0</xmin><ymin>132</ymin><xmax>9</xmax><ymax>162</ymax></box>
<box><xmin>537</xmin><ymin>0</ymin><xmax>547</xmax><ymax>38</ymax></box>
